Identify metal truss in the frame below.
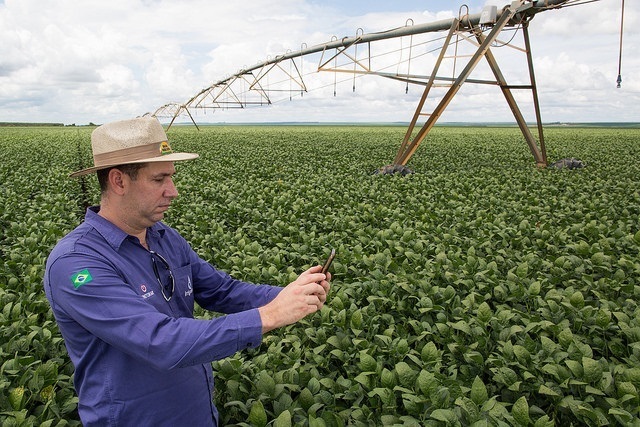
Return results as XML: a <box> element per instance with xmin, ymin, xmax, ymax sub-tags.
<box><xmin>151</xmin><ymin>0</ymin><xmax>586</xmax><ymax>168</ymax></box>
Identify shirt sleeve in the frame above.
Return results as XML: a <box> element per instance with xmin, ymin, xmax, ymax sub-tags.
<box><xmin>46</xmin><ymin>252</ymin><xmax>265</xmax><ymax>371</ymax></box>
<box><xmin>180</xmin><ymin>236</ymin><xmax>283</xmax><ymax>313</ymax></box>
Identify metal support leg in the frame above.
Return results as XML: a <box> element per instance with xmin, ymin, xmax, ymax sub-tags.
<box><xmin>394</xmin><ymin>4</ymin><xmax>520</xmax><ymax>166</ymax></box>
<box><xmin>167</xmin><ymin>106</ymin><xmax>199</xmax><ymax>131</ymax></box>
<box><xmin>393</xmin><ymin>20</ymin><xmax>459</xmax><ymax>165</ymax></box>
<box><xmin>475</xmin><ymin>32</ymin><xmax>546</xmax><ymax>166</ymax></box>
<box><xmin>523</xmin><ymin>23</ymin><xmax>547</xmax><ymax>165</ymax></box>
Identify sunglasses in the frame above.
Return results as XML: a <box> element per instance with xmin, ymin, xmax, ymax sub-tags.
<box><xmin>150</xmin><ymin>251</ymin><xmax>175</xmax><ymax>301</ymax></box>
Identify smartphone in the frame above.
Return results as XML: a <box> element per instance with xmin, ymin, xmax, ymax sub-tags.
<box><xmin>321</xmin><ymin>248</ymin><xmax>336</xmax><ymax>274</ymax></box>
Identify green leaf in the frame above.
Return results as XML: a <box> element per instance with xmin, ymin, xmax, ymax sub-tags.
<box><xmin>565</xmin><ymin>359</ymin><xmax>584</xmax><ymax>377</ymax></box>
<box><xmin>256</xmin><ymin>371</ymin><xmax>276</xmax><ymax>397</ymax></box>
<box><xmin>354</xmin><ymin>372</ymin><xmax>374</xmax><ymax>389</ymax></box>
<box><xmin>350</xmin><ymin>309</ymin><xmax>363</xmax><ymax>329</ymax></box>
<box><xmin>443</xmin><ymin>285</ymin><xmax>456</xmax><ymax>301</ymax></box>
<box><xmin>512</xmin><ymin>396</ymin><xmax>530</xmax><ymax>426</ymax></box>
<box><xmin>590</xmin><ymin>252</ymin><xmax>607</xmax><ymax>266</ymax></box>
<box><xmin>358</xmin><ymin>351</ymin><xmax>377</xmax><ymax>372</ymax></box>
<box><xmin>299</xmin><ymin>388</ymin><xmax>315</xmax><ymax>411</ymax></box>
<box><xmin>417</xmin><ymin>370</ymin><xmax>438</xmax><ymax>396</ymax></box>
<box><xmin>248</xmin><ymin>400</ymin><xmax>268</xmax><ymax>427</ymax></box>
<box><xmin>395</xmin><ymin>362</ymin><xmax>417</xmax><ymax>387</ymax></box>
<box><xmin>273</xmin><ymin>410</ymin><xmax>292</xmax><ymax>427</ymax></box>
<box><xmin>558</xmin><ymin>329</ymin><xmax>574</xmax><ymax>347</ymax></box>
<box><xmin>624</xmin><ymin>367</ymin><xmax>640</xmax><ymax>386</ymax></box>
<box><xmin>616</xmin><ymin>381</ymin><xmax>637</xmax><ymax>397</ymax></box>
<box><xmin>381</xmin><ymin>368</ymin><xmax>396</xmax><ymax>389</ymax></box>
<box><xmin>516</xmin><ymin>262</ymin><xmax>529</xmax><ymax>278</ymax></box>
<box><xmin>569</xmin><ymin>291</ymin><xmax>584</xmax><ymax>308</ymax></box>
<box><xmin>528</xmin><ymin>281</ymin><xmax>541</xmax><ymax>296</ymax></box>
<box><xmin>582</xmin><ymin>357</ymin><xmax>602</xmax><ymax>383</ymax></box>
<box><xmin>539</xmin><ymin>384</ymin><xmax>561</xmax><ymax>397</ymax></box>
<box><xmin>326</xmin><ymin>335</ymin><xmax>342</xmax><ymax>349</ymax></box>
<box><xmin>370</xmin><ymin>387</ymin><xmax>396</xmax><ymax>407</ymax></box>
<box><xmin>513</xmin><ymin>345</ymin><xmax>530</xmax><ymax>362</ymax></box>
<box><xmin>397</xmin><ymin>338</ymin><xmax>409</xmax><ymax>355</ymax></box>
<box><xmin>540</xmin><ymin>336</ymin><xmax>557</xmax><ymax>354</ymax></box>
<box><xmin>421</xmin><ymin>341</ymin><xmax>440</xmax><ymax>362</ymax></box>
<box><xmin>595</xmin><ymin>308</ymin><xmax>611</xmax><ymax>328</ymax></box>
<box><xmin>609</xmin><ymin>408</ymin><xmax>634</xmax><ymax>424</ymax></box>
<box><xmin>456</xmin><ymin>396</ymin><xmax>481</xmax><ymax>423</ymax></box>
<box><xmin>309</xmin><ymin>415</ymin><xmax>327</xmax><ymax>427</ymax></box>
<box><xmin>8</xmin><ymin>386</ymin><xmax>26</xmax><ymax>411</ymax></box>
<box><xmin>493</xmin><ymin>367</ymin><xmax>519</xmax><ymax>387</ymax></box>
<box><xmin>430</xmin><ymin>408</ymin><xmax>457</xmax><ymax>423</ymax></box>
<box><xmin>450</xmin><ymin>320</ymin><xmax>471</xmax><ymax>335</ymax></box>
<box><xmin>476</xmin><ymin>302</ymin><xmax>492</xmax><ymax>324</ymax></box>
<box><xmin>471</xmin><ymin>376</ymin><xmax>488</xmax><ymax>405</ymax></box>
<box><xmin>533</xmin><ymin>415</ymin><xmax>555</xmax><ymax>427</ymax></box>
<box><xmin>585</xmin><ymin>385</ymin><xmax>605</xmax><ymax>396</ymax></box>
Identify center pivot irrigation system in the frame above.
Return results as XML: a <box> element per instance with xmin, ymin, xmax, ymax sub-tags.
<box><xmin>150</xmin><ymin>0</ymin><xmax>625</xmax><ymax>172</ymax></box>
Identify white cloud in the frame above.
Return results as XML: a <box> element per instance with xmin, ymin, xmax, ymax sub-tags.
<box><xmin>0</xmin><ymin>0</ymin><xmax>637</xmax><ymax>124</ymax></box>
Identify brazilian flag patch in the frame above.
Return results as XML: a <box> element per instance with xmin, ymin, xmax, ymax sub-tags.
<box><xmin>71</xmin><ymin>269</ymin><xmax>93</xmax><ymax>288</ymax></box>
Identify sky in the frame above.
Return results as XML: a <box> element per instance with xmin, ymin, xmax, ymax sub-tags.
<box><xmin>0</xmin><ymin>0</ymin><xmax>637</xmax><ymax>125</ymax></box>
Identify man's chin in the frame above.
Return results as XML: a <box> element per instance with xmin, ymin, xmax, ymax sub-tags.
<box><xmin>148</xmin><ymin>211</ymin><xmax>167</xmax><ymax>224</ymax></box>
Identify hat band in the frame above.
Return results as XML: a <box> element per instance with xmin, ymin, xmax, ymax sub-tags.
<box><xmin>93</xmin><ymin>141</ymin><xmax>172</xmax><ymax>168</ymax></box>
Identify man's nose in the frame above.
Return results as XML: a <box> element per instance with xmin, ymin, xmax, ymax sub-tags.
<box><xmin>165</xmin><ymin>179</ymin><xmax>179</xmax><ymax>198</ymax></box>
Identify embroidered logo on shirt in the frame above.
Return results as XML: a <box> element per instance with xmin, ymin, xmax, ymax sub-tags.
<box><xmin>140</xmin><ymin>284</ymin><xmax>155</xmax><ymax>299</ymax></box>
<box><xmin>142</xmin><ymin>290</ymin><xmax>155</xmax><ymax>299</ymax></box>
<box><xmin>185</xmin><ymin>277</ymin><xmax>193</xmax><ymax>297</ymax></box>
<box><xmin>71</xmin><ymin>269</ymin><xmax>93</xmax><ymax>288</ymax></box>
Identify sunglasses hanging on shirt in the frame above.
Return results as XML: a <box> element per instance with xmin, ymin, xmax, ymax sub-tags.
<box><xmin>149</xmin><ymin>250</ymin><xmax>175</xmax><ymax>301</ymax></box>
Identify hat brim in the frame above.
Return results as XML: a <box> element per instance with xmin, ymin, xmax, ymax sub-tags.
<box><xmin>69</xmin><ymin>152</ymin><xmax>199</xmax><ymax>178</ymax></box>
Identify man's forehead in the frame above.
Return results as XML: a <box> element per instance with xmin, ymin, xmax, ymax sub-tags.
<box><xmin>143</xmin><ymin>162</ymin><xmax>176</xmax><ymax>175</ymax></box>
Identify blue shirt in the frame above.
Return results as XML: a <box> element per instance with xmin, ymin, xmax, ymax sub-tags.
<box><xmin>44</xmin><ymin>207</ymin><xmax>281</xmax><ymax>426</ymax></box>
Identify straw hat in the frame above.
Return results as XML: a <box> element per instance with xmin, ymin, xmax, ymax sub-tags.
<box><xmin>70</xmin><ymin>116</ymin><xmax>199</xmax><ymax>177</ymax></box>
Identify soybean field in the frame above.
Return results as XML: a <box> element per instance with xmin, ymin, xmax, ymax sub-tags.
<box><xmin>1</xmin><ymin>125</ymin><xmax>640</xmax><ymax>426</ymax></box>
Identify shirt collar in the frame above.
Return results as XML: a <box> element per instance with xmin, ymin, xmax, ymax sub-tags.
<box><xmin>85</xmin><ymin>206</ymin><xmax>166</xmax><ymax>251</ymax></box>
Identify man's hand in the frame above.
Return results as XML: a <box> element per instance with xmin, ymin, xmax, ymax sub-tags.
<box><xmin>258</xmin><ymin>265</ymin><xmax>331</xmax><ymax>333</ymax></box>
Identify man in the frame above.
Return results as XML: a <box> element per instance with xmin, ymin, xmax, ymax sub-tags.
<box><xmin>44</xmin><ymin>116</ymin><xmax>331</xmax><ymax>426</ymax></box>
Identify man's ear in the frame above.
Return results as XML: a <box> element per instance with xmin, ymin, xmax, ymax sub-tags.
<box><xmin>108</xmin><ymin>168</ymin><xmax>127</xmax><ymax>196</ymax></box>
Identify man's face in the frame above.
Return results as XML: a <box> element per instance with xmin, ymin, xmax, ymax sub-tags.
<box><xmin>122</xmin><ymin>161</ymin><xmax>178</xmax><ymax>229</ymax></box>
